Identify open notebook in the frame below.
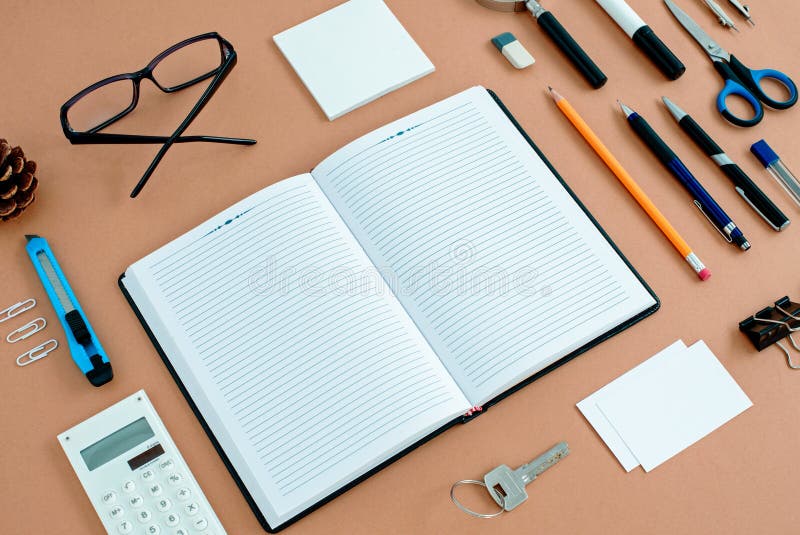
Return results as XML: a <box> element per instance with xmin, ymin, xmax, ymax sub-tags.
<box><xmin>120</xmin><ymin>86</ymin><xmax>658</xmax><ymax>532</ymax></box>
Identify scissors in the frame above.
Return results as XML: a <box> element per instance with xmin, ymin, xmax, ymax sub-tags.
<box><xmin>665</xmin><ymin>0</ymin><xmax>798</xmax><ymax>127</ymax></box>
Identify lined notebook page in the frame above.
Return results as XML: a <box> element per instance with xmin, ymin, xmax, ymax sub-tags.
<box><xmin>313</xmin><ymin>86</ymin><xmax>656</xmax><ymax>405</ymax></box>
<box><xmin>124</xmin><ymin>174</ymin><xmax>469</xmax><ymax>525</ymax></box>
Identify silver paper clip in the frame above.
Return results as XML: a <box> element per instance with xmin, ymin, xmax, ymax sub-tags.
<box><xmin>16</xmin><ymin>338</ymin><xmax>58</xmax><ymax>367</ymax></box>
<box><xmin>1</xmin><ymin>298</ymin><xmax>36</xmax><ymax>324</ymax></box>
<box><xmin>7</xmin><ymin>317</ymin><xmax>47</xmax><ymax>343</ymax></box>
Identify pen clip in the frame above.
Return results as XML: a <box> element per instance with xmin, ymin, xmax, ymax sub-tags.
<box><xmin>693</xmin><ymin>200</ymin><xmax>733</xmax><ymax>242</ymax></box>
<box><xmin>735</xmin><ymin>186</ymin><xmax>781</xmax><ymax>231</ymax></box>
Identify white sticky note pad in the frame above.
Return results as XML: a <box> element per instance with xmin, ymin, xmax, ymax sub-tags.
<box><xmin>597</xmin><ymin>341</ymin><xmax>753</xmax><ymax>472</ymax></box>
<box><xmin>273</xmin><ymin>0</ymin><xmax>435</xmax><ymax>120</ymax></box>
<box><xmin>577</xmin><ymin>340</ymin><xmax>687</xmax><ymax>471</ymax></box>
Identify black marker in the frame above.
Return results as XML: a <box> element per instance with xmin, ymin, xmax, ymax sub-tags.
<box><xmin>595</xmin><ymin>0</ymin><xmax>685</xmax><ymax>80</ymax></box>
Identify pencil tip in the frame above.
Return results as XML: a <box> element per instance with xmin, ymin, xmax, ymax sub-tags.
<box><xmin>548</xmin><ymin>86</ymin><xmax>563</xmax><ymax>102</ymax></box>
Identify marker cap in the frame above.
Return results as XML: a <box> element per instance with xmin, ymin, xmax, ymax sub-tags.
<box><xmin>631</xmin><ymin>26</ymin><xmax>685</xmax><ymax>80</ymax></box>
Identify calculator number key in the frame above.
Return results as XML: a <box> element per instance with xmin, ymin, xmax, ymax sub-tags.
<box><xmin>117</xmin><ymin>520</ymin><xmax>133</xmax><ymax>534</ymax></box>
<box><xmin>136</xmin><ymin>509</ymin><xmax>153</xmax><ymax>523</ymax></box>
<box><xmin>157</xmin><ymin>498</ymin><xmax>173</xmax><ymax>512</ymax></box>
<box><xmin>165</xmin><ymin>513</ymin><xmax>181</xmax><ymax>527</ymax></box>
<box><xmin>146</xmin><ymin>525</ymin><xmax>161</xmax><ymax>535</ymax></box>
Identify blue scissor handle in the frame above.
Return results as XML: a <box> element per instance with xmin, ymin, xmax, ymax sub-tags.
<box><xmin>716</xmin><ymin>79</ymin><xmax>764</xmax><ymax>128</ymax></box>
<box><xmin>728</xmin><ymin>54</ymin><xmax>798</xmax><ymax>110</ymax></box>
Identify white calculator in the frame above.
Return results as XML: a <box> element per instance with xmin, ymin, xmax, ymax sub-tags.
<box><xmin>58</xmin><ymin>390</ymin><xmax>226</xmax><ymax>535</ymax></box>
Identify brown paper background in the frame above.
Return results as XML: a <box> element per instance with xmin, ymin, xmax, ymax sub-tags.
<box><xmin>1</xmin><ymin>1</ymin><xmax>799</xmax><ymax>533</ymax></box>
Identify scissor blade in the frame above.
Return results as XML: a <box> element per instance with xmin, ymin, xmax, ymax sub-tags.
<box><xmin>664</xmin><ymin>0</ymin><xmax>729</xmax><ymax>61</ymax></box>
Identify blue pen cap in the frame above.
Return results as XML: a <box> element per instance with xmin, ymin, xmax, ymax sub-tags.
<box><xmin>750</xmin><ymin>139</ymin><xmax>780</xmax><ymax>168</ymax></box>
<box><xmin>491</xmin><ymin>32</ymin><xmax>517</xmax><ymax>51</ymax></box>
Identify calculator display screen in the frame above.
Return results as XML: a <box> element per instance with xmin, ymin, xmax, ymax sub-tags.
<box><xmin>80</xmin><ymin>417</ymin><xmax>155</xmax><ymax>471</ymax></box>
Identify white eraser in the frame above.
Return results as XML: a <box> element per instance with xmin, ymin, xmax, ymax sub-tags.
<box><xmin>492</xmin><ymin>32</ymin><xmax>534</xmax><ymax>69</ymax></box>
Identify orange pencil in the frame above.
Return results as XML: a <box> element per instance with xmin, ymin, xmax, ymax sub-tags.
<box><xmin>548</xmin><ymin>86</ymin><xmax>710</xmax><ymax>281</ymax></box>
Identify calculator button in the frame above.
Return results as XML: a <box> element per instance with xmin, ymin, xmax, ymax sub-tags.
<box><xmin>157</xmin><ymin>498</ymin><xmax>173</xmax><ymax>512</ymax></box>
<box><xmin>174</xmin><ymin>529</ymin><xmax>189</xmax><ymax>535</ymax></box>
<box><xmin>148</xmin><ymin>483</ymin><xmax>164</xmax><ymax>497</ymax></box>
<box><xmin>109</xmin><ymin>505</ymin><xmax>125</xmax><ymax>519</ymax></box>
<box><xmin>146</xmin><ymin>525</ymin><xmax>161</xmax><ymax>535</ymax></box>
<box><xmin>167</xmin><ymin>473</ymin><xmax>183</xmax><ymax>486</ymax></box>
<box><xmin>141</xmin><ymin>469</ymin><xmax>156</xmax><ymax>481</ymax></box>
<box><xmin>102</xmin><ymin>490</ymin><xmax>118</xmax><ymax>504</ymax></box>
<box><xmin>117</xmin><ymin>520</ymin><xmax>133</xmax><ymax>534</ymax></box>
<box><xmin>122</xmin><ymin>480</ymin><xmax>136</xmax><ymax>493</ymax></box>
<box><xmin>165</xmin><ymin>513</ymin><xmax>181</xmax><ymax>527</ymax></box>
<box><xmin>192</xmin><ymin>517</ymin><xmax>208</xmax><ymax>531</ymax></box>
<box><xmin>184</xmin><ymin>502</ymin><xmax>199</xmax><ymax>516</ymax></box>
<box><xmin>176</xmin><ymin>488</ymin><xmax>192</xmax><ymax>501</ymax></box>
<box><xmin>137</xmin><ymin>509</ymin><xmax>153</xmax><ymax>523</ymax></box>
<box><xmin>159</xmin><ymin>458</ymin><xmax>175</xmax><ymax>471</ymax></box>
<box><xmin>129</xmin><ymin>495</ymin><xmax>144</xmax><ymax>508</ymax></box>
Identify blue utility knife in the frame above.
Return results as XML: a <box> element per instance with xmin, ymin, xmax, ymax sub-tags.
<box><xmin>25</xmin><ymin>235</ymin><xmax>113</xmax><ymax>386</ymax></box>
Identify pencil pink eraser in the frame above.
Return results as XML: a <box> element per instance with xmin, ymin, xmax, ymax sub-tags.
<box><xmin>698</xmin><ymin>268</ymin><xmax>711</xmax><ymax>281</ymax></box>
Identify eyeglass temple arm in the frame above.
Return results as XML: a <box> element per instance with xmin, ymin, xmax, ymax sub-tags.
<box><xmin>67</xmin><ymin>133</ymin><xmax>256</xmax><ymax>145</ymax></box>
<box><xmin>130</xmin><ymin>54</ymin><xmax>241</xmax><ymax>198</ymax></box>
<box><xmin>178</xmin><ymin>135</ymin><xmax>256</xmax><ymax>144</ymax></box>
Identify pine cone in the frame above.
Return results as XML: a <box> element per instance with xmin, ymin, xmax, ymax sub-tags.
<box><xmin>0</xmin><ymin>139</ymin><xmax>38</xmax><ymax>221</ymax></box>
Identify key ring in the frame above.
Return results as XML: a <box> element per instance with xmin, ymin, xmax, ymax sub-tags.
<box><xmin>450</xmin><ymin>480</ymin><xmax>505</xmax><ymax>518</ymax></box>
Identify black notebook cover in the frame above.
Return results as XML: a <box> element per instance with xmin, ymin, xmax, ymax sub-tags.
<box><xmin>119</xmin><ymin>89</ymin><xmax>659</xmax><ymax>532</ymax></box>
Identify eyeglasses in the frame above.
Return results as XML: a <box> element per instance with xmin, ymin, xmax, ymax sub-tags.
<box><xmin>60</xmin><ymin>32</ymin><xmax>256</xmax><ymax>198</ymax></box>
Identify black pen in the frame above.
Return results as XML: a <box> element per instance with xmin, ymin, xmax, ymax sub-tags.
<box><xmin>619</xmin><ymin>101</ymin><xmax>750</xmax><ymax>250</ymax></box>
<box><xmin>662</xmin><ymin>96</ymin><xmax>790</xmax><ymax>231</ymax></box>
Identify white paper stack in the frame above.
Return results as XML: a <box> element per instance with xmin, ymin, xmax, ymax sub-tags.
<box><xmin>273</xmin><ymin>0</ymin><xmax>435</xmax><ymax>121</ymax></box>
<box><xmin>578</xmin><ymin>340</ymin><xmax>752</xmax><ymax>472</ymax></box>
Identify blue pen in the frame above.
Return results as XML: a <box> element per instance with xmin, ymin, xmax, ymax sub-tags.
<box><xmin>25</xmin><ymin>235</ymin><xmax>113</xmax><ymax>386</ymax></box>
<box><xmin>618</xmin><ymin>101</ymin><xmax>750</xmax><ymax>250</ymax></box>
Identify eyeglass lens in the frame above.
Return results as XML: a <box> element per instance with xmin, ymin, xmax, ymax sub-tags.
<box><xmin>153</xmin><ymin>38</ymin><xmax>224</xmax><ymax>90</ymax></box>
<box><xmin>66</xmin><ymin>38</ymin><xmax>224</xmax><ymax>132</ymax></box>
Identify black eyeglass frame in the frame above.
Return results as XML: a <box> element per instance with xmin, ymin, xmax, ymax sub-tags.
<box><xmin>59</xmin><ymin>32</ymin><xmax>256</xmax><ymax>197</ymax></box>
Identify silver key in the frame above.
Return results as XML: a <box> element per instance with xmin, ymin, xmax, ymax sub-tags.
<box><xmin>483</xmin><ymin>441</ymin><xmax>569</xmax><ymax>511</ymax></box>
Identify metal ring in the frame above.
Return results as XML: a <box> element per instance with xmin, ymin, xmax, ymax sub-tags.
<box><xmin>450</xmin><ymin>480</ymin><xmax>505</xmax><ymax>518</ymax></box>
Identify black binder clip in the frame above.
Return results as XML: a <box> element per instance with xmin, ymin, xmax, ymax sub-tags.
<box><xmin>739</xmin><ymin>296</ymin><xmax>800</xmax><ymax>370</ymax></box>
